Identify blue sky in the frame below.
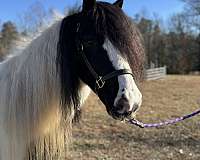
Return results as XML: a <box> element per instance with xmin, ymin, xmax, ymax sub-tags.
<box><xmin>0</xmin><ymin>0</ymin><xmax>185</xmax><ymax>24</ymax></box>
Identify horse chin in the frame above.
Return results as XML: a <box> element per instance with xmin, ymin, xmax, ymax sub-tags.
<box><xmin>110</xmin><ymin>111</ymin><xmax>125</xmax><ymax>121</ymax></box>
<box><xmin>107</xmin><ymin>108</ymin><xmax>133</xmax><ymax>121</ymax></box>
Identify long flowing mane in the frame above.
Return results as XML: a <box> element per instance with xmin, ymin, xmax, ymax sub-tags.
<box><xmin>0</xmin><ymin>14</ymin><xmax>74</xmax><ymax>159</ymax></box>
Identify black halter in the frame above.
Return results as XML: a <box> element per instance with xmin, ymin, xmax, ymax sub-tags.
<box><xmin>75</xmin><ymin>23</ymin><xmax>134</xmax><ymax>92</ymax></box>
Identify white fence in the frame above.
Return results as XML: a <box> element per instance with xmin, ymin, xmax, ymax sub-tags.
<box><xmin>145</xmin><ymin>66</ymin><xmax>167</xmax><ymax>80</ymax></box>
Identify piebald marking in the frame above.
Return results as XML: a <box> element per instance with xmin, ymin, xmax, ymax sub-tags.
<box><xmin>103</xmin><ymin>38</ymin><xmax>142</xmax><ymax>113</ymax></box>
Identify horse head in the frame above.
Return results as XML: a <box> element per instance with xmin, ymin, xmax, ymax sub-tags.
<box><xmin>58</xmin><ymin>0</ymin><xmax>145</xmax><ymax>121</ymax></box>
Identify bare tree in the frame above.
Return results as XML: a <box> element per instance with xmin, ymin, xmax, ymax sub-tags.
<box><xmin>137</xmin><ymin>18</ymin><xmax>153</xmax><ymax>67</ymax></box>
<box><xmin>181</xmin><ymin>0</ymin><xmax>200</xmax><ymax>33</ymax></box>
<box><xmin>18</xmin><ymin>1</ymin><xmax>48</xmax><ymax>34</ymax></box>
<box><xmin>64</xmin><ymin>1</ymin><xmax>81</xmax><ymax>16</ymax></box>
<box><xmin>168</xmin><ymin>13</ymin><xmax>189</xmax><ymax>34</ymax></box>
<box><xmin>0</xmin><ymin>21</ymin><xmax>18</xmax><ymax>60</ymax></box>
<box><xmin>166</xmin><ymin>13</ymin><xmax>199</xmax><ymax>73</ymax></box>
<box><xmin>181</xmin><ymin>0</ymin><xmax>200</xmax><ymax>70</ymax></box>
<box><xmin>182</xmin><ymin>0</ymin><xmax>200</xmax><ymax>15</ymax></box>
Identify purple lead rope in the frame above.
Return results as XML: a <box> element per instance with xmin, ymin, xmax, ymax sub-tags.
<box><xmin>127</xmin><ymin>108</ymin><xmax>200</xmax><ymax>128</ymax></box>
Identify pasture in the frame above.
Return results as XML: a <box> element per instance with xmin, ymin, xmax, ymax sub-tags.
<box><xmin>68</xmin><ymin>75</ymin><xmax>200</xmax><ymax>160</ymax></box>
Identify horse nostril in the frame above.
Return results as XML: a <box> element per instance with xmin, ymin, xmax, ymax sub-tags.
<box><xmin>116</xmin><ymin>104</ymin><xmax>124</xmax><ymax>112</ymax></box>
<box><xmin>116</xmin><ymin>98</ymin><xmax>130</xmax><ymax>114</ymax></box>
<box><xmin>121</xmin><ymin>94</ymin><xmax>126</xmax><ymax>99</ymax></box>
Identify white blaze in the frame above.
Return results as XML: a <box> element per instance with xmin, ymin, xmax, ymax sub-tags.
<box><xmin>103</xmin><ymin>38</ymin><xmax>142</xmax><ymax>112</ymax></box>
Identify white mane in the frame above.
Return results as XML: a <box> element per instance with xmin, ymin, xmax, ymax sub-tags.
<box><xmin>0</xmin><ymin>10</ymin><xmax>84</xmax><ymax>160</ymax></box>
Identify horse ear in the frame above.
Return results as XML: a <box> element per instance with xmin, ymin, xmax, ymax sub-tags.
<box><xmin>82</xmin><ymin>0</ymin><xmax>96</xmax><ymax>12</ymax></box>
<box><xmin>113</xmin><ymin>0</ymin><xmax>124</xmax><ymax>8</ymax></box>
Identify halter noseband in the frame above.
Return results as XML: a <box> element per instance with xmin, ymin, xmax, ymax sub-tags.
<box><xmin>75</xmin><ymin>23</ymin><xmax>134</xmax><ymax>91</ymax></box>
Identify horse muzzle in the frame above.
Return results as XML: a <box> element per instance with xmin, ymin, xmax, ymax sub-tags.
<box><xmin>108</xmin><ymin>98</ymin><xmax>139</xmax><ymax>120</ymax></box>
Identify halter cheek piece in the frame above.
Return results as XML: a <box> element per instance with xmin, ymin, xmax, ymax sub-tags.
<box><xmin>75</xmin><ymin>23</ymin><xmax>134</xmax><ymax>92</ymax></box>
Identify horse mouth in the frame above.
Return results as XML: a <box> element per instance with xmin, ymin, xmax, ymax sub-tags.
<box><xmin>103</xmin><ymin>99</ymin><xmax>138</xmax><ymax>121</ymax></box>
<box><xmin>108</xmin><ymin>107</ymin><xmax>136</xmax><ymax>121</ymax></box>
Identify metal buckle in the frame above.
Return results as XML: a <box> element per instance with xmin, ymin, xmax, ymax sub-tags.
<box><xmin>96</xmin><ymin>76</ymin><xmax>105</xmax><ymax>89</ymax></box>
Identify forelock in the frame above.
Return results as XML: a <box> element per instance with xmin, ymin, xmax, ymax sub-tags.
<box><xmin>94</xmin><ymin>2</ymin><xmax>145</xmax><ymax>80</ymax></box>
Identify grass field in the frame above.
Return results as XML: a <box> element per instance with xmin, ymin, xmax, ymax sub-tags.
<box><xmin>68</xmin><ymin>75</ymin><xmax>200</xmax><ymax>160</ymax></box>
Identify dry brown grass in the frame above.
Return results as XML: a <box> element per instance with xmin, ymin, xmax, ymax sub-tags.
<box><xmin>68</xmin><ymin>75</ymin><xmax>200</xmax><ymax>160</ymax></box>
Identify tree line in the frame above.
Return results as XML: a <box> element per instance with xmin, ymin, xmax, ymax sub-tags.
<box><xmin>0</xmin><ymin>0</ymin><xmax>199</xmax><ymax>74</ymax></box>
<box><xmin>134</xmin><ymin>0</ymin><xmax>200</xmax><ymax>74</ymax></box>
<box><xmin>0</xmin><ymin>21</ymin><xmax>18</xmax><ymax>61</ymax></box>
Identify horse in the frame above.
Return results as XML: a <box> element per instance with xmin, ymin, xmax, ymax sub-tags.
<box><xmin>0</xmin><ymin>0</ymin><xmax>145</xmax><ymax>159</ymax></box>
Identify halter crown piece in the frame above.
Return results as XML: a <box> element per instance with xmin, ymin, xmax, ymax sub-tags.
<box><xmin>75</xmin><ymin>23</ymin><xmax>134</xmax><ymax>92</ymax></box>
